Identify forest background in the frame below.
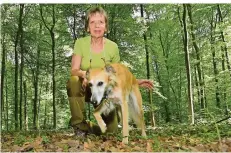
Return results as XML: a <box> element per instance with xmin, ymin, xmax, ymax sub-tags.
<box><xmin>1</xmin><ymin>4</ymin><xmax>231</xmax><ymax>151</ymax></box>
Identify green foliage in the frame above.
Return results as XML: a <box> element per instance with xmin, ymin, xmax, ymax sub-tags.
<box><xmin>41</xmin><ymin>135</ymin><xmax>50</xmax><ymax>144</ymax></box>
<box><xmin>1</xmin><ymin>4</ymin><xmax>231</xmax><ymax>131</ymax></box>
<box><xmin>14</xmin><ymin>135</ymin><xmax>27</xmax><ymax>146</ymax></box>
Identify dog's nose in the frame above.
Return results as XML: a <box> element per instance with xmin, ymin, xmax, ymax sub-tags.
<box><xmin>90</xmin><ymin>96</ymin><xmax>97</xmax><ymax>104</ymax></box>
<box><xmin>90</xmin><ymin>99</ymin><xmax>98</xmax><ymax>108</ymax></box>
<box><xmin>91</xmin><ymin>100</ymin><xmax>97</xmax><ymax>105</ymax></box>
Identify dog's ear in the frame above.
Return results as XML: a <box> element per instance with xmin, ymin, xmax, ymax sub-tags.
<box><xmin>105</xmin><ymin>64</ymin><xmax>116</xmax><ymax>74</ymax></box>
<box><xmin>105</xmin><ymin>64</ymin><xmax>117</xmax><ymax>87</ymax></box>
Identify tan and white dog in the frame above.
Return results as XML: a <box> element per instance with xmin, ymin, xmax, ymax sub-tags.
<box><xmin>86</xmin><ymin>63</ymin><xmax>146</xmax><ymax>144</ymax></box>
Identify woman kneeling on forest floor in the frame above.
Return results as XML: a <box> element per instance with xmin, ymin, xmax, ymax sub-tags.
<box><xmin>66</xmin><ymin>6</ymin><xmax>154</xmax><ymax>137</ymax></box>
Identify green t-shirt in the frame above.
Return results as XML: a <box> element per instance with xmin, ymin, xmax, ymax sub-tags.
<box><xmin>73</xmin><ymin>36</ymin><xmax>120</xmax><ymax>71</ymax></box>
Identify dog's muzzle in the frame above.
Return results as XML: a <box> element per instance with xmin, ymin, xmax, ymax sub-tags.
<box><xmin>92</xmin><ymin>91</ymin><xmax>109</xmax><ymax>108</ymax></box>
<box><xmin>85</xmin><ymin>85</ymin><xmax>111</xmax><ymax>108</ymax></box>
<box><xmin>90</xmin><ymin>97</ymin><xmax>99</xmax><ymax>108</ymax></box>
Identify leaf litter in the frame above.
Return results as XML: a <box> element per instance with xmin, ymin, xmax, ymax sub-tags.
<box><xmin>1</xmin><ymin>124</ymin><xmax>231</xmax><ymax>152</ymax></box>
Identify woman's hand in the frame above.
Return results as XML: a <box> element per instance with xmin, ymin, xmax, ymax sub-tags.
<box><xmin>137</xmin><ymin>79</ymin><xmax>154</xmax><ymax>90</ymax></box>
<box><xmin>82</xmin><ymin>77</ymin><xmax>88</xmax><ymax>89</ymax></box>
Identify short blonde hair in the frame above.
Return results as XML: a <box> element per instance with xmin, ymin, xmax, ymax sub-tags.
<box><xmin>85</xmin><ymin>7</ymin><xmax>109</xmax><ymax>32</ymax></box>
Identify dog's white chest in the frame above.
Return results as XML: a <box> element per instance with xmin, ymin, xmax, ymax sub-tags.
<box><xmin>102</xmin><ymin>90</ymin><xmax>122</xmax><ymax>116</ymax></box>
<box><xmin>102</xmin><ymin>100</ymin><xmax>116</xmax><ymax>116</ymax></box>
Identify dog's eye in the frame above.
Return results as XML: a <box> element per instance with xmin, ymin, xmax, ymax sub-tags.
<box><xmin>88</xmin><ymin>83</ymin><xmax>93</xmax><ymax>87</ymax></box>
<box><xmin>97</xmin><ymin>81</ymin><xmax>103</xmax><ymax>86</ymax></box>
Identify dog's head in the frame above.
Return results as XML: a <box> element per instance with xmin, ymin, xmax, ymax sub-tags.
<box><xmin>86</xmin><ymin>64</ymin><xmax>116</xmax><ymax>107</ymax></box>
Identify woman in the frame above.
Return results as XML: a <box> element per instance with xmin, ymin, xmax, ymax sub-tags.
<box><xmin>66</xmin><ymin>6</ymin><xmax>153</xmax><ymax>136</ymax></box>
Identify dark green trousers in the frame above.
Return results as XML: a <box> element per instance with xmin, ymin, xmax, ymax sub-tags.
<box><xmin>66</xmin><ymin>76</ymin><xmax>119</xmax><ymax>134</ymax></box>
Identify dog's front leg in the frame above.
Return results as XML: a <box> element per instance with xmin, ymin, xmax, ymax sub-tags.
<box><xmin>121</xmin><ymin>99</ymin><xmax>129</xmax><ymax>144</ymax></box>
<box><xmin>93</xmin><ymin>111</ymin><xmax>107</xmax><ymax>133</ymax></box>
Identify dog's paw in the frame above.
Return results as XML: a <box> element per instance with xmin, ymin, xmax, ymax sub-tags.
<box><xmin>100</xmin><ymin>123</ymin><xmax>107</xmax><ymax>133</ymax></box>
<box><xmin>122</xmin><ymin>137</ymin><xmax>128</xmax><ymax>144</ymax></box>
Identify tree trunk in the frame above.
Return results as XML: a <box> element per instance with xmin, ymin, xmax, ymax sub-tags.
<box><xmin>1</xmin><ymin>33</ymin><xmax>6</xmax><ymax>129</ymax></box>
<box><xmin>183</xmin><ymin>4</ymin><xmax>194</xmax><ymax>124</ymax></box>
<box><xmin>23</xmin><ymin>81</ymin><xmax>28</xmax><ymax>130</ymax></box>
<box><xmin>6</xmin><ymin>75</ymin><xmax>9</xmax><ymax>131</ymax></box>
<box><xmin>177</xmin><ymin>56</ymin><xmax>183</xmax><ymax>123</ymax></box>
<box><xmin>37</xmin><ymin>87</ymin><xmax>42</xmax><ymax>129</ymax></box>
<box><xmin>158</xmin><ymin>32</ymin><xmax>173</xmax><ymax>123</ymax></box>
<box><xmin>19</xmin><ymin>4</ymin><xmax>25</xmax><ymax>130</ymax></box>
<box><xmin>194</xmin><ymin>66</ymin><xmax>200</xmax><ymax>105</ymax></box>
<box><xmin>106</xmin><ymin>5</ymin><xmax>116</xmax><ymax>42</ymax></box>
<box><xmin>217</xmin><ymin>4</ymin><xmax>230</xmax><ymax>115</ymax></box>
<box><xmin>43</xmin><ymin>82</ymin><xmax>49</xmax><ymax>128</ymax></box>
<box><xmin>14</xmin><ymin>4</ymin><xmax>24</xmax><ymax>130</ymax></box>
<box><xmin>73</xmin><ymin>9</ymin><xmax>77</xmax><ymax>40</ymax></box>
<box><xmin>32</xmin><ymin>23</ymin><xmax>42</xmax><ymax>130</ymax></box>
<box><xmin>217</xmin><ymin>5</ymin><xmax>231</xmax><ymax>80</ymax></box>
<box><xmin>152</xmin><ymin>56</ymin><xmax>167</xmax><ymax>124</ymax></box>
<box><xmin>51</xmin><ymin>5</ymin><xmax>56</xmax><ymax>129</ymax></box>
<box><xmin>44</xmin><ymin>101</ymin><xmax>48</xmax><ymax>128</ymax></box>
<box><xmin>40</xmin><ymin>4</ymin><xmax>56</xmax><ymax>129</ymax></box>
<box><xmin>140</xmin><ymin>4</ymin><xmax>155</xmax><ymax>126</ymax></box>
<box><xmin>210</xmin><ymin>8</ymin><xmax>220</xmax><ymax>108</ymax></box>
<box><xmin>187</xmin><ymin>4</ymin><xmax>205</xmax><ymax>109</ymax></box>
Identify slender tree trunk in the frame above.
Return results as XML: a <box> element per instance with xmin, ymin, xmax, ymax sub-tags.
<box><xmin>37</xmin><ymin>87</ymin><xmax>42</xmax><ymax>129</ymax></box>
<box><xmin>202</xmin><ymin>69</ymin><xmax>207</xmax><ymax>108</ymax></box>
<box><xmin>210</xmin><ymin>9</ymin><xmax>220</xmax><ymax>108</ymax></box>
<box><xmin>217</xmin><ymin>5</ymin><xmax>231</xmax><ymax>79</ymax></box>
<box><xmin>140</xmin><ymin>4</ymin><xmax>155</xmax><ymax>126</ymax></box>
<box><xmin>221</xmin><ymin>52</ymin><xmax>228</xmax><ymax>115</ymax></box>
<box><xmin>187</xmin><ymin>4</ymin><xmax>205</xmax><ymax>110</ymax></box>
<box><xmin>19</xmin><ymin>4</ymin><xmax>25</xmax><ymax>130</ymax></box>
<box><xmin>217</xmin><ymin>4</ymin><xmax>230</xmax><ymax>114</ymax></box>
<box><xmin>158</xmin><ymin>32</ymin><xmax>172</xmax><ymax>122</ymax></box>
<box><xmin>40</xmin><ymin>5</ymin><xmax>56</xmax><ymax>129</ymax></box>
<box><xmin>14</xmin><ymin>11</ymin><xmax>19</xmax><ymax>131</ymax></box>
<box><xmin>73</xmin><ymin>9</ymin><xmax>77</xmax><ymax>40</ymax></box>
<box><xmin>32</xmin><ymin>23</ymin><xmax>42</xmax><ymax>130</ymax></box>
<box><xmin>183</xmin><ymin>4</ymin><xmax>194</xmax><ymax>124</ymax></box>
<box><xmin>6</xmin><ymin>75</ymin><xmax>9</xmax><ymax>131</ymax></box>
<box><xmin>43</xmin><ymin>82</ymin><xmax>49</xmax><ymax>128</ymax></box>
<box><xmin>152</xmin><ymin>57</ymin><xmax>166</xmax><ymax>123</ymax></box>
<box><xmin>1</xmin><ymin>33</ymin><xmax>6</xmax><ymax>129</ymax></box>
<box><xmin>32</xmin><ymin>72</ymin><xmax>38</xmax><ymax>129</ymax></box>
<box><xmin>194</xmin><ymin>66</ymin><xmax>200</xmax><ymax>105</ymax></box>
<box><xmin>51</xmin><ymin>5</ymin><xmax>56</xmax><ymax>129</ymax></box>
<box><xmin>23</xmin><ymin>81</ymin><xmax>28</xmax><ymax>130</ymax></box>
<box><xmin>178</xmin><ymin>61</ymin><xmax>182</xmax><ymax>122</ymax></box>
<box><xmin>44</xmin><ymin>102</ymin><xmax>48</xmax><ymax>128</ymax></box>
<box><xmin>14</xmin><ymin>4</ymin><xmax>24</xmax><ymax>130</ymax></box>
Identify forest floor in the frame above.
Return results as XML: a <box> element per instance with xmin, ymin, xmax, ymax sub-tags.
<box><xmin>1</xmin><ymin>123</ymin><xmax>231</xmax><ymax>152</ymax></box>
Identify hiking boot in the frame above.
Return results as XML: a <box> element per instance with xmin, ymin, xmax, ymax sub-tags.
<box><xmin>72</xmin><ymin>120</ymin><xmax>90</xmax><ymax>136</ymax></box>
<box><xmin>72</xmin><ymin>126</ymin><xmax>88</xmax><ymax>137</ymax></box>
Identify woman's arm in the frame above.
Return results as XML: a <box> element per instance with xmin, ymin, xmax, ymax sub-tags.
<box><xmin>71</xmin><ymin>54</ymin><xmax>88</xmax><ymax>88</ymax></box>
<box><xmin>71</xmin><ymin>54</ymin><xmax>86</xmax><ymax>78</ymax></box>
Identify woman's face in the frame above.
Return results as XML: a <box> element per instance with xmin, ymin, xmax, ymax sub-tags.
<box><xmin>88</xmin><ymin>12</ymin><xmax>106</xmax><ymax>38</ymax></box>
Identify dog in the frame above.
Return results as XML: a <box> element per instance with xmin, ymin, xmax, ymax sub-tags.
<box><xmin>86</xmin><ymin>63</ymin><xmax>146</xmax><ymax>144</ymax></box>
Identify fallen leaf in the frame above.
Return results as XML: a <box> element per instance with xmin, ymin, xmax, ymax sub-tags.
<box><xmin>21</xmin><ymin>142</ymin><xmax>33</xmax><ymax>152</ymax></box>
<box><xmin>110</xmin><ymin>146</ymin><xmax>118</xmax><ymax>152</ymax></box>
<box><xmin>83</xmin><ymin>142</ymin><xmax>91</xmax><ymax>151</ymax></box>
<box><xmin>133</xmin><ymin>145</ymin><xmax>142</xmax><ymax>151</ymax></box>
<box><xmin>11</xmin><ymin>145</ymin><xmax>22</xmax><ymax>152</ymax></box>
<box><xmin>56</xmin><ymin>147</ymin><xmax>63</xmax><ymax>152</ymax></box>
<box><xmin>67</xmin><ymin>140</ymin><xmax>79</xmax><ymax>148</ymax></box>
<box><xmin>147</xmin><ymin>141</ymin><xmax>153</xmax><ymax>152</ymax></box>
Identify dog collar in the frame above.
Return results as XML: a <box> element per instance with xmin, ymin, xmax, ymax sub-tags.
<box><xmin>93</xmin><ymin>91</ymin><xmax>109</xmax><ymax>108</ymax></box>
